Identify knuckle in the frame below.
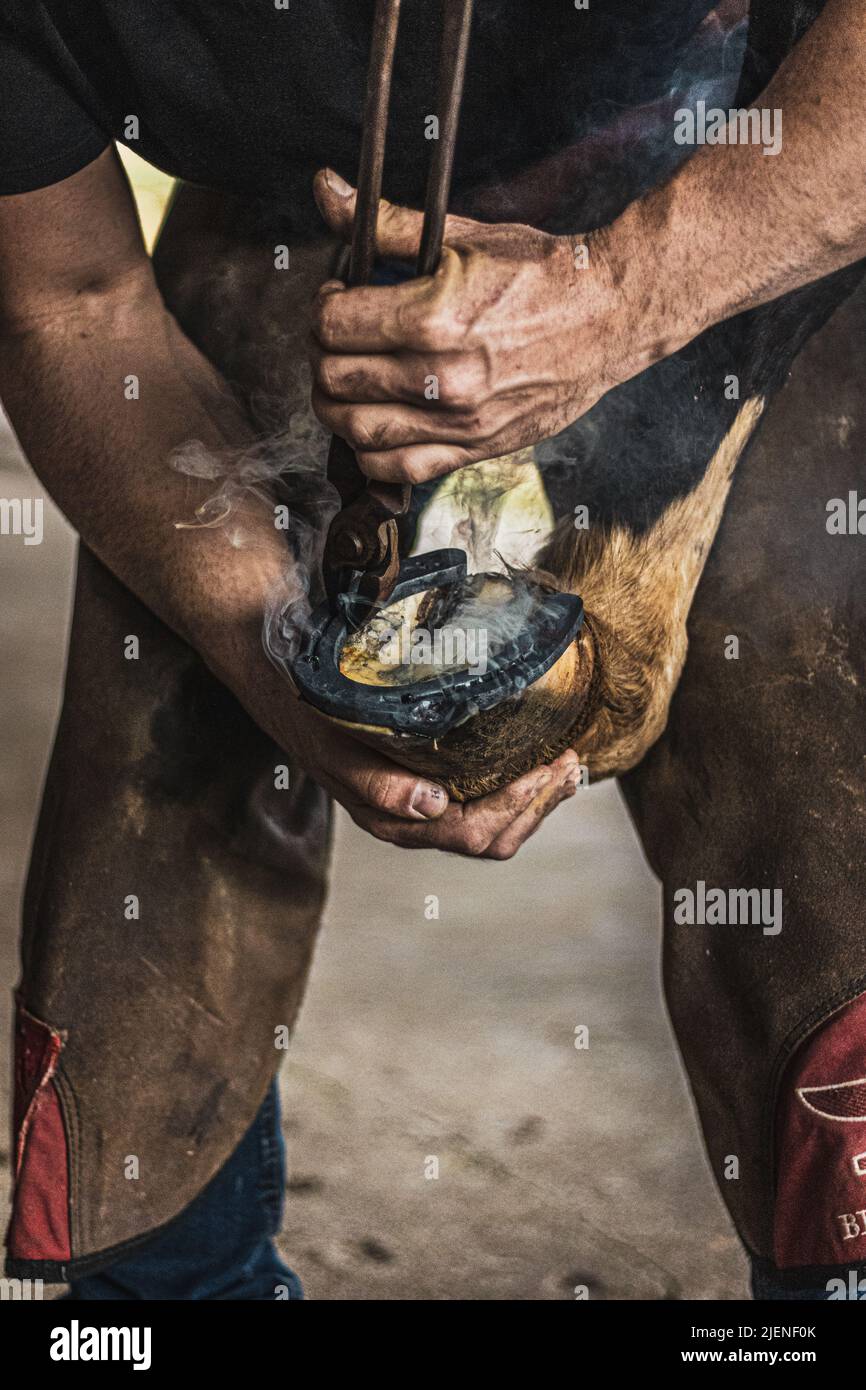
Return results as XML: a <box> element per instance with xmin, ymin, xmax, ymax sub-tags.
<box><xmin>485</xmin><ymin>840</ymin><xmax>518</xmax><ymax>862</ymax></box>
<box><xmin>412</xmin><ymin>320</ymin><xmax>439</xmax><ymax>354</ymax></box>
<box><xmin>310</xmin><ymin>388</ymin><xmax>334</xmax><ymax>426</ymax></box>
<box><xmin>353</xmin><ymin>411</ymin><xmax>397</xmax><ymax>450</ymax></box>
<box><xmin>355</xmin><ymin>450</ymin><xmax>385</xmax><ymax>479</ymax></box>
<box><xmin>426</xmin><ymin>307</ymin><xmax>460</xmax><ymax>352</ymax></box>
<box><xmin>434</xmin><ymin>370</ymin><xmax>457</xmax><ymax>406</ymax></box>
<box><xmin>403</xmin><ymin>454</ymin><xmax>433</xmax><ymax>484</ymax></box>
<box><xmin>461</xmin><ymin>824</ymin><xmax>490</xmax><ymax>857</ymax></box>
<box><xmin>345</xmin><ymin>410</ymin><xmax>378</xmax><ymax>451</ymax></box>
<box><xmin>312</xmin><ymin>297</ymin><xmax>340</xmax><ymax>349</ymax></box>
<box><xmin>410</xmin><ymin>300</ymin><xmax>457</xmax><ymax>353</ymax></box>
<box><xmin>363</xmin><ymin>768</ymin><xmax>399</xmax><ymax>812</ymax></box>
<box><xmin>439</xmin><ymin>366</ymin><xmax>477</xmax><ymax>412</ymax></box>
<box><xmin>453</xmin><ymin>388</ymin><xmax>482</xmax><ymax>417</ymax></box>
<box><xmin>360</xmin><ymin>451</ymin><xmax>420</xmax><ymax>484</ymax></box>
<box><xmin>310</xmin><ymin>290</ymin><xmax>328</xmax><ymax>331</ymax></box>
<box><xmin>316</xmin><ymin>355</ymin><xmax>341</xmax><ymax>397</ymax></box>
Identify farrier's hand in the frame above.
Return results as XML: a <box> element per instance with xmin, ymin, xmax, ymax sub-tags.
<box><xmin>310</xmin><ymin>168</ymin><xmax>636</xmax><ymax>484</ymax></box>
<box><xmin>278</xmin><ymin>697</ymin><xmax>580</xmax><ymax>861</ymax></box>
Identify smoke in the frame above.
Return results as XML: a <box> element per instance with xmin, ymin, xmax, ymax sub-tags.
<box><xmin>170</xmin><ymin>367</ymin><xmax>338</xmax><ymax>668</ymax></box>
<box><xmin>460</xmin><ymin>4</ymin><xmax>749</xmax><ymax>234</ymax></box>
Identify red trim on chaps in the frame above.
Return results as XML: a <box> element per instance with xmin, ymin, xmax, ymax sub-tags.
<box><xmin>5</xmin><ymin>1000</ymin><xmax>71</xmax><ymax>1263</ymax></box>
<box><xmin>774</xmin><ymin>992</ymin><xmax>866</xmax><ymax>1269</ymax></box>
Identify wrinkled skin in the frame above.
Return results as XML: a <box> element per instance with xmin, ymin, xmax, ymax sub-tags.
<box><xmin>309</xmin><ymin>171</ymin><xmax>634</xmax><ymax>484</ymax></box>
<box><xmin>311</xmin><ymin>170</ymin><xmax>631</xmax><ymax>483</ymax></box>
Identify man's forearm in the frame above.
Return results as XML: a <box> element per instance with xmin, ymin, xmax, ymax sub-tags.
<box><xmin>607</xmin><ymin>0</ymin><xmax>866</xmax><ymax>374</ymax></box>
<box><xmin>0</xmin><ymin>269</ymin><xmax>288</xmax><ymax>683</ymax></box>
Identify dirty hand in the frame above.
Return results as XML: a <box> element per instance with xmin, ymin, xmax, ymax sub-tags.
<box><xmin>237</xmin><ymin>644</ymin><xmax>581</xmax><ymax>858</ymax></box>
<box><xmin>283</xmin><ymin>698</ymin><xmax>580</xmax><ymax>859</ymax></box>
<box><xmin>310</xmin><ymin>167</ymin><xmax>635</xmax><ymax>484</ymax></box>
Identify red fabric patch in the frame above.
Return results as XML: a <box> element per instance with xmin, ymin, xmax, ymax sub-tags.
<box><xmin>774</xmin><ymin>992</ymin><xmax>866</xmax><ymax>1268</ymax></box>
<box><xmin>5</xmin><ymin>999</ymin><xmax>71</xmax><ymax>1263</ymax></box>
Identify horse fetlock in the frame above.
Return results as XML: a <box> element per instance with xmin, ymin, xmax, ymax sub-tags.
<box><xmin>550</xmin><ymin>397</ymin><xmax>766</xmax><ymax>783</ymax></box>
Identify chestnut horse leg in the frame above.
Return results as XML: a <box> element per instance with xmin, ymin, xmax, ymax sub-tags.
<box><xmin>539</xmin><ymin>395</ymin><xmax>765</xmax><ymax>779</ymax></box>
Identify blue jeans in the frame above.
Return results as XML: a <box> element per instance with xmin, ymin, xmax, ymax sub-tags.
<box><xmin>67</xmin><ymin>1083</ymin><xmax>303</xmax><ymax>1300</ymax></box>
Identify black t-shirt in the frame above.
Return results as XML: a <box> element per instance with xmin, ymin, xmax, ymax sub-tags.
<box><xmin>0</xmin><ymin>1</ymin><xmax>730</xmax><ymax>235</ymax></box>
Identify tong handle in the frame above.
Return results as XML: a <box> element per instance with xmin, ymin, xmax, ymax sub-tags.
<box><xmin>418</xmin><ymin>0</ymin><xmax>475</xmax><ymax>278</ymax></box>
<box><xmin>348</xmin><ymin>0</ymin><xmax>402</xmax><ymax>288</ymax></box>
<box><xmin>325</xmin><ymin>0</ymin><xmax>475</xmax><ymax>611</ymax></box>
<box><xmin>325</xmin><ymin>0</ymin><xmax>401</xmax><ymax>524</ymax></box>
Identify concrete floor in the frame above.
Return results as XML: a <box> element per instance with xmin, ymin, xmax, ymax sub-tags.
<box><xmin>0</xmin><ymin>414</ymin><xmax>749</xmax><ymax>1300</ymax></box>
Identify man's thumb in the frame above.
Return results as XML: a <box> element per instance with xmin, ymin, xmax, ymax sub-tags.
<box><xmin>314</xmin><ymin>168</ymin><xmax>357</xmax><ymax>240</ymax></box>
<box><xmin>314</xmin><ymin>168</ymin><xmax>425</xmax><ymax>262</ymax></box>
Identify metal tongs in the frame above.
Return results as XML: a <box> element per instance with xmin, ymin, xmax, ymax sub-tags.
<box><xmin>321</xmin><ymin>0</ymin><xmax>475</xmax><ymax>629</ymax></box>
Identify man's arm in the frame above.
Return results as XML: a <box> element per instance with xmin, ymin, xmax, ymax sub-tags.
<box><xmin>0</xmin><ymin>148</ymin><xmax>282</xmax><ymax>666</ymax></box>
<box><xmin>309</xmin><ymin>0</ymin><xmax>866</xmax><ymax>481</ymax></box>
<box><xmin>616</xmin><ymin>0</ymin><xmax>866</xmax><ymax>372</ymax></box>
<box><xmin>0</xmin><ymin>148</ymin><xmax>578</xmax><ymax>855</ymax></box>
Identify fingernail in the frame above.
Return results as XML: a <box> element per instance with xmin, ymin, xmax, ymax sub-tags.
<box><xmin>325</xmin><ymin>168</ymin><xmax>353</xmax><ymax>197</ymax></box>
<box><xmin>411</xmin><ymin>783</ymin><xmax>447</xmax><ymax>819</ymax></box>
